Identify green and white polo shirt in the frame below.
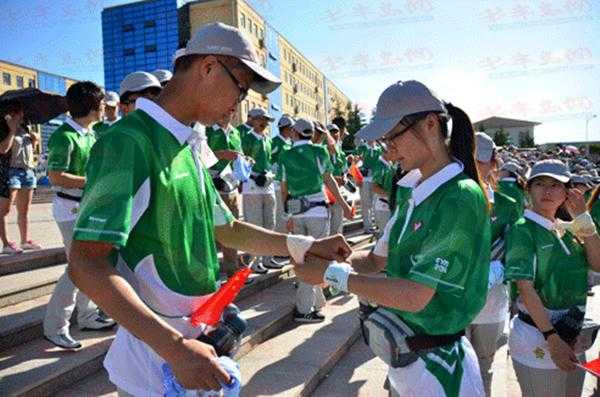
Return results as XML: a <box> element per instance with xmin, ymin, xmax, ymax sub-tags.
<box><xmin>505</xmin><ymin>209</ymin><xmax>589</xmax><ymax>369</ymax></box>
<box><xmin>278</xmin><ymin>140</ymin><xmax>333</xmax><ymax>218</ymax></box>
<box><xmin>374</xmin><ymin>163</ymin><xmax>490</xmax><ymax>395</ymax></box>
<box><xmin>206</xmin><ymin>124</ymin><xmax>243</xmax><ymax>174</ymax></box>
<box><xmin>47</xmin><ymin>118</ymin><xmax>97</xmax><ymax>222</ymax></box>
<box><xmin>331</xmin><ymin>143</ymin><xmax>348</xmax><ymax>177</ymax></box>
<box><xmin>498</xmin><ymin>178</ymin><xmax>525</xmax><ymax>215</ymax></box>
<box><xmin>241</xmin><ymin>130</ymin><xmax>272</xmax><ymax>174</ymax></box>
<box><xmin>490</xmin><ymin>190</ymin><xmax>520</xmax><ymax>243</ymax></box>
<box><xmin>236</xmin><ymin>123</ymin><xmax>252</xmax><ymax>139</ymax></box>
<box><xmin>73</xmin><ymin>98</ymin><xmax>234</xmax><ymax>314</ymax></box>
<box><xmin>92</xmin><ymin>118</ymin><xmax>120</xmax><ymax>140</ymax></box>
<box><xmin>270</xmin><ymin>134</ymin><xmax>291</xmax><ymax>180</ymax></box>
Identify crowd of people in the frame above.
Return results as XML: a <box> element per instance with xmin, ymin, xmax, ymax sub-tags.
<box><xmin>1</xmin><ymin>21</ymin><xmax>600</xmax><ymax>397</ymax></box>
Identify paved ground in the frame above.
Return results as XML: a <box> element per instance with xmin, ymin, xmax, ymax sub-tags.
<box><xmin>2</xmin><ymin>203</ymin><xmax>62</xmax><ymax>253</ymax></box>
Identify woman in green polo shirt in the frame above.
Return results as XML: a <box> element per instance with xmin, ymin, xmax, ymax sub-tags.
<box><xmin>498</xmin><ymin>161</ymin><xmax>526</xmax><ymax>215</ymax></box>
<box><xmin>466</xmin><ymin>133</ymin><xmax>521</xmax><ymax>395</ymax></box>
<box><xmin>505</xmin><ymin>159</ymin><xmax>600</xmax><ymax>397</ymax></box>
<box><xmin>295</xmin><ymin>80</ymin><xmax>491</xmax><ymax>396</ymax></box>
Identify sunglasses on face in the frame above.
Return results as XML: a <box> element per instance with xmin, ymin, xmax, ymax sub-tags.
<box><xmin>383</xmin><ymin>118</ymin><xmax>421</xmax><ymax>144</ymax></box>
<box><xmin>217</xmin><ymin>59</ymin><xmax>248</xmax><ymax>104</ymax></box>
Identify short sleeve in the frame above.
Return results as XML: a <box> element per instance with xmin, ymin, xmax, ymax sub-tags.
<box><xmin>73</xmin><ymin>132</ymin><xmax>150</xmax><ymax>247</ymax></box>
<box><xmin>504</xmin><ymin>223</ymin><xmax>536</xmax><ymax>282</ymax></box>
<box><xmin>47</xmin><ymin>131</ymin><xmax>73</xmax><ymax>171</ymax></box>
<box><xmin>317</xmin><ymin>147</ymin><xmax>334</xmax><ymax>174</ymax></box>
<box><xmin>405</xmin><ymin>188</ymin><xmax>491</xmax><ymax>292</ymax></box>
<box><xmin>373</xmin><ymin>207</ymin><xmax>398</xmax><ymax>257</ymax></box>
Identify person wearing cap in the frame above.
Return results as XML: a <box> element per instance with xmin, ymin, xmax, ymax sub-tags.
<box><xmin>370</xmin><ymin>145</ymin><xmax>398</xmax><ymax>236</ymax></box>
<box><xmin>271</xmin><ymin>115</ymin><xmax>294</xmax><ymax>235</ymax></box>
<box><xmin>279</xmin><ymin>118</ymin><xmax>353</xmax><ymax>323</ymax></box>
<box><xmin>206</xmin><ymin>113</ymin><xmax>244</xmax><ymax>278</ymax></box>
<box><xmin>43</xmin><ymin>81</ymin><xmax>116</xmax><ymax>350</ymax></box>
<box><xmin>67</xmin><ymin>22</ymin><xmax>351</xmax><ymax>395</ymax></box>
<box><xmin>505</xmin><ymin>159</ymin><xmax>600</xmax><ymax>396</ymax></box>
<box><xmin>571</xmin><ymin>174</ymin><xmax>594</xmax><ymax>202</ymax></box>
<box><xmin>93</xmin><ymin>91</ymin><xmax>121</xmax><ymax>139</ymax></box>
<box><xmin>151</xmin><ymin>69</ymin><xmax>173</xmax><ymax>87</ymax></box>
<box><xmin>327</xmin><ymin>122</ymin><xmax>352</xmax><ymax>235</ymax></box>
<box><xmin>355</xmin><ymin>139</ymin><xmax>383</xmax><ymax>234</ymax></box>
<box><xmin>295</xmin><ymin>80</ymin><xmax>490</xmax><ymax>396</ymax></box>
<box><xmin>498</xmin><ymin>161</ymin><xmax>526</xmax><ymax>214</ymax></box>
<box><xmin>119</xmin><ymin>71</ymin><xmax>162</xmax><ymax>115</ymax></box>
<box><xmin>240</xmin><ymin>108</ymin><xmax>276</xmax><ymax>274</ymax></box>
<box><xmin>465</xmin><ymin>132</ymin><xmax>521</xmax><ymax>395</ymax></box>
<box><xmin>236</xmin><ymin>110</ymin><xmax>256</xmax><ymax>138</ymax></box>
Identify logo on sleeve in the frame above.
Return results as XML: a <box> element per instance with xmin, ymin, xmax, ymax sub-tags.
<box><xmin>434</xmin><ymin>258</ymin><xmax>449</xmax><ymax>273</ymax></box>
<box><xmin>413</xmin><ymin>221</ymin><xmax>422</xmax><ymax>231</ymax></box>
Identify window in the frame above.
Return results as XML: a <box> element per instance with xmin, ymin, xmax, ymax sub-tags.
<box><xmin>122</xmin><ymin>23</ymin><xmax>134</xmax><ymax>32</ymax></box>
<box><xmin>145</xmin><ymin>44</ymin><xmax>157</xmax><ymax>53</ymax></box>
<box><xmin>28</xmin><ymin>78</ymin><xmax>35</xmax><ymax>88</ymax></box>
<box><xmin>2</xmin><ymin>72</ymin><xmax>11</xmax><ymax>86</ymax></box>
<box><xmin>16</xmin><ymin>76</ymin><xmax>24</xmax><ymax>88</ymax></box>
<box><xmin>144</xmin><ymin>20</ymin><xmax>156</xmax><ymax>28</ymax></box>
<box><xmin>123</xmin><ymin>48</ymin><xmax>135</xmax><ymax>56</ymax></box>
<box><xmin>240</xmin><ymin>13</ymin><xmax>246</xmax><ymax>28</ymax></box>
<box><xmin>260</xmin><ymin>28</ymin><xmax>264</xmax><ymax>39</ymax></box>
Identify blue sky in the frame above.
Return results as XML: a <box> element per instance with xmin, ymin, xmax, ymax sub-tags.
<box><xmin>1</xmin><ymin>0</ymin><xmax>599</xmax><ymax>144</ymax></box>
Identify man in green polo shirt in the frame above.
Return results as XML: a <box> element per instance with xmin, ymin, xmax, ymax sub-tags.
<box><xmin>271</xmin><ymin>115</ymin><xmax>293</xmax><ymax>235</ymax></box>
<box><xmin>68</xmin><ymin>23</ymin><xmax>351</xmax><ymax>396</ymax></box>
<box><xmin>92</xmin><ymin>91</ymin><xmax>120</xmax><ymax>139</ymax></box>
<box><xmin>206</xmin><ymin>113</ymin><xmax>244</xmax><ymax>278</ymax></box>
<box><xmin>236</xmin><ymin>108</ymin><xmax>257</xmax><ymax>138</ymax></box>
<box><xmin>43</xmin><ymin>81</ymin><xmax>116</xmax><ymax>350</ymax></box>
<box><xmin>327</xmin><ymin>122</ymin><xmax>351</xmax><ymax>235</ymax></box>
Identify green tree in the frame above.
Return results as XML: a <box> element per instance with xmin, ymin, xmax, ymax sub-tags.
<box><xmin>493</xmin><ymin>129</ymin><xmax>510</xmax><ymax>147</ymax></box>
<box><xmin>342</xmin><ymin>103</ymin><xmax>365</xmax><ymax>151</ymax></box>
<box><xmin>519</xmin><ymin>134</ymin><xmax>535</xmax><ymax>148</ymax></box>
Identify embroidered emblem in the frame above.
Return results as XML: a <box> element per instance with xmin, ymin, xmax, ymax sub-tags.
<box><xmin>533</xmin><ymin>347</ymin><xmax>545</xmax><ymax>359</ymax></box>
<box><xmin>413</xmin><ymin>221</ymin><xmax>422</xmax><ymax>231</ymax></box>
<box><xmin>434</xmin><ymin>258</ymin><xmax>449</xmax><ymax>274</ymax></box>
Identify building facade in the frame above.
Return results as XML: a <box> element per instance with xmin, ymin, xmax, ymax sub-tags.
<box><xmin>104</xmin><ymin>0</ymin><xmax>352</xmax><ymax>135</ymax></box>
<box><xmin>473</xmin><ymin>116</ymin><xmax>541</xmax><ymax>147</ymax></box>
<box><xmin>102</xmin><ymin>0</ymin><xmax>180</xmax><ymax>93</ymax></box>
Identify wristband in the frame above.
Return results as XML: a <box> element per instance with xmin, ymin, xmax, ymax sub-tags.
<box><xmin>572</xmin><ymin>212</ymin><xmax>597</xmax><ymax>238</ymax></box>
<box><xmin>542</xmin><ymin>328</ymin><xmax>557</xmax><ymax>340</ymax></box>
<box><xmin>323</xmin><ymin>262</ymin><xmax>354</xmax><ymax>293</ymax></box>
<box><xmin>286</xmin><ymin>234</ymin><xmax>315</xmax><ymax>264</ymax></box>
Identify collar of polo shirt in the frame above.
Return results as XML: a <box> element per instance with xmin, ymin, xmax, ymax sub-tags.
<box><xmin>250</xmin><ymin>129</ymin><xmax>264</xmax><ymax>140</ymax></box>
<box><xmin>523</xmin><ymin>209</ymin><xmax>556</xmax><ymax>231</ymax></box>
<box><xmin>135</xmin><ymin>98</ymin><xmax>193</xmax><ymax>145</ymax></box>
<box><xmin>396</xmin><ymin>162</ymin><xmax>464</xmax><ymax>206</ymax></box>
<box><xmin>293</xmin><ymin>139</ymin><xmax>310</xmax><ymax>147</ymax></box>
<box><xmin>65</xmin><ymin>117</ymin><xmax>89</xmax><ymax>136</ymax></box>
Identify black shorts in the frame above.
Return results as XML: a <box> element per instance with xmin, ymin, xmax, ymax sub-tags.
<box><xmin>0</xmin><ymin>166</ymin><xmax>10</xmax><ymax>199</ymax></box>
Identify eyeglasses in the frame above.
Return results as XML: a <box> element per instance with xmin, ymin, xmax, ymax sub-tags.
<box><xmin>217</xmin><ymin>59</ymin><xmax>248</xmax><ymax>104</ymax></box>
<box><xmin>383</xmin><ymin>118</ymin><xmax>420</xmax><ymax>144</ymax></box>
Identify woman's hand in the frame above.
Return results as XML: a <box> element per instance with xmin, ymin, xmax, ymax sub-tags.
<box><xmin>565</xmin><ymin>188</ymin><xmax>588</xmax><ymax>218</ymax></box>
<box><xmin>293</xmin><ymin>255</ymin><xmax>330</xmax><ymax>286</ymax></box>
<box><xmin>547</xmin><ymin>334</ymin><xmax>578</xmax><ymax>371</ymax></box>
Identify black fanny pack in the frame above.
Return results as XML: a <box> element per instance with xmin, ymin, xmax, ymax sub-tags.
<box><xmin>285</xmin><ymin>197</ymin><xmax>328</xmax><ymax>215</ymax></box>
<box><xmin>56</xmin><ymin>192</ymin><xmax>82</xmax><ymax>202</ymax></box>
<box><xmin>212</xmin><ymin>176</ymin><xmax>235</xmax><ymax>193</ymax></box>
<box><xmin>518</xmin><ymin>308</ymin><xmax>584</xmax><ymax>345</ymax></box>
<box><xmin>250</xmin><ymin>173</ymin><xmax>269</xmax><ymax>187</ymax></box>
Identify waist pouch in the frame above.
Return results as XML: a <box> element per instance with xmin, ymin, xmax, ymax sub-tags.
<box><xmin>518</xmin><ymin>308</ymin><xmax>599</xmax><ymax>351</ymax></box>
<box><xmin>285</xmin><ymin>197</ymin><xmax>328</xmax><ymax>215</ymax></box>
<box><xmin>345</xmin><ymin>179</ymin><xmax>357</xmax><ymax>193</ymax></box>
<box><xmin>363</xmin><ymin>307</ymin><xmax>464</xmax><ymax>368</ymax></box>
<box><xmin>250</xmin><ymin>172</ymin><xmax>272</xmax><ymax>188</ymax></box>
<box><xmin>212</xmin><ymin>176</ymin><xmax>235</xmax><ymax>193</ymax></box>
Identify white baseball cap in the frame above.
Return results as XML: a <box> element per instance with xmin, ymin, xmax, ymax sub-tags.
<box><xmin>278</xmin><ymin>115</ymin><xmax>294</xmax><ymax>128</ymax></box>
<box><xmin>293</xmin><ymin>118</ymin><xmax>314</xmax><ymax>136</ymax></box>
<box><xmin>475</xmin><ymin>132</ymin><xmax>496</xmax><ymax>163</ymax></box>
<box><xmin>527</xmin><ymin>159</ymin><xmax>571</xmax><ymax>183</ymax></box>
<box><xmin>104</xmin><ymin>91</ymin><xmax>120</xmax><ymax>107</ymax></box>
<box><xmin>119</xmin><ymin>71</ymin><xmax>162</xmax><ymax>96</ymax></box>
<box><xmin>185</xmin><ymin>22</ymin><xmax>281</xmax><ymax>95</ymax></box>
<box><xmin>248</xmin><ymin>108</ymin><xmax>274</xmax><ymax>121</ymax></box>
<box><xmin>151</xmin><ymin>69</ymin><xmax>173</xmax><ymax>84</ymax></box>
<box><xmin>356</xmin><ymin>80</ymin><xmax>447</xmax><ymax>141</ymax></box>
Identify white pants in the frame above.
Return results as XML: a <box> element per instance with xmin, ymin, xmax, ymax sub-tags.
<box><xmin>243</xmin><ymin>193</ymin><xmax>275</xmax><ymax>265</ymax></box>
<box><xmin>329</xmin><ymin>202</ymin><xmax>344</xmax><ymax>235</ymax></box>
<box><xmin>512</xmin><ymin>356</ymin><xmax>585</xmax><ymax>397</ymax></box>
<box><xmin>374</xmin><ymin>208</ymin><xmax>391</xmax><ymax>236</ymax></box>
<box><xmin>292</xmin><ymin>216</ymin><xmax>329</xmax><ymax>314</ymax></box>
<box><xmin>43</xmin><ymin>220</ymin><xmax>98</xmax><ymax>336</ymax></box>
<box><xmin>387</xmin><ymin>337</ymin><xmax>484</xmax><ymax>397</ymax></box>
<box><xmin>359</xmin><ymin>180</ymin><xmax>374</xmax><ymax>230</ymax></box>
<box><xmin>274</xmin><ymin>184</ymin><xmax>287</xmax><ymax>234</ymax></box>
<box><xmin>466</xmin><ymin>321</ymin><xmax>504</xmax><ymax>396</ymax></box>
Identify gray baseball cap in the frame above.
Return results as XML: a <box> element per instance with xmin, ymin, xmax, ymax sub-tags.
<box><xmin>314</xmin><ymin>121</ymin><xmax>327</xmax><ymax>133</ymax></box>
<box><xmin>475</xmin><ymin>132</ymin><xmax>496</xmax><ymax>163</ymax></box>
<box><xmin>119</xmin><ymin>71</ymin><xmax>162</xmax><ymax>96</ymax></box>
<box><xmin>278</xmin><ymin>115</ymin><xmax>294</xmax><ymax>128</ymax></box>
<box><xmin>356</xmin><ymin>80</ymin><xmax>447</xmax><ymax>141</ymax></box>
<box><xmin>172</xmin><ymin>48</ymin><xmax>187</xmax><ymax>64</ymax></box>
<box><xmin>501</xmin><ymin>161</ymin><xmax>521</xmax><ymax>175</ymax></box>
<box><xmin>185</xmin><ymin>22</ymin><xmax>281</xmax><ymax>95</ymax></box>
<box><xmin>104</xmin><ymin>91</ymin><xmax>120</xmax><ymax>107</ymax></box>
<box><xmin>293</xmin><ymin>118</ymin><xmax>314</xmax><ymax>136</ymax></box>
<box><xmin>151</xmin><ymin>69</ymin><xmax>173</xmax><ymax>84</ymax></box>
<box><xmin>527</xmin><ymin>159</ymin><xmax>571</xmax><ymax>183</ymax></box>
<box><xmin>248</xmin><ymin>108</ymin><xmax>275</xmax><ymax>121</ymax></box>
<box><xmin>327</xmin><ymin>123</ymin><xmax>340</xmax><ymax>132</ymax></box>
<box><xmin>571</xmin><ymin>174</ymin><xmax>592</xmax><ymax>187</ymax></box>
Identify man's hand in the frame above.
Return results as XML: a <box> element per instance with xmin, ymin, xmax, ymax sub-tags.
<box><xmin>342</xmin><ymin>203</ymin><xmax>354</xmax><ymax>220</ymax></box>
<box><xmin>166</xmin><ymin>338</ymin><xmax>231</xmax><ymax>391</ymax></box>
<box><xmin>215</xmin><ymin>150</ymin><xmax>239</xmax><ymax>161</ymax></box>
<box><xmin>307</xmin><ymin>234</ymin><xmax>352</xmax><ymax>262</ymax></box>
<box><xmin>547</xmin><ymin>334</ymin><xmax>578</xmax><ymax>371</ymax></box>
<box><xmin>293</xmin><ymin>255</ymin><xmax>330</xmax><ymax>286</ymax></box>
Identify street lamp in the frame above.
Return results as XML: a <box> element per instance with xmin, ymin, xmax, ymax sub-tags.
<box><xmin>586</xmin><ymin>114</ymin><xmax>597</xmax><ymax>142</ymax></box>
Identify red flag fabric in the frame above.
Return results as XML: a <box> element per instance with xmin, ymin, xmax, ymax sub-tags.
<box><xmin>325</xmin><ymin>186</ymin><xmax>336</xmax><ymax>205</ymax></box>
<box><xmin>349</xmin><ymin>163</ymin><xmax>364</xmax><ymax>184</ymax></box>
<box><xmin>578</xmin><ymin>358</ymin><xmax>600</xmax><ymax>377</ymax></box>
<box><xmin>190</xmin><ymin>267</ymin><xmax>252</xmax><ymax>327</ymax></box>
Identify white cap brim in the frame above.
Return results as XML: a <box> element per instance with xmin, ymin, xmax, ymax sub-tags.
<box><xmin>528</xmin><ymin>172</ymin><xmax>570</xmax><ymax>183</ymax></box>
<box><xmin>239</xmin><ymin>58</ymin><xmax>281</xmax><ymax>95</ymax></box>
<box><xmin>105</xmin><ymin>101</ymin><xmax>118</xmax><ymax>107</ymax></box>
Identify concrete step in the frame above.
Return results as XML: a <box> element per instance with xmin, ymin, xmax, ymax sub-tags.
<box><xmin>0</xmin><ymin>277</ymin><xmax>299</xmax><ymax>397</ymax></box>
<box><xmin>0</xmin><ymin>232</ymin><xmax>373</xmax><ymax>353</ymax></box>
<box><xmin>0</xmin><ymin>264</ymin><xmax>66</xmax><ymax>308</ymax></box>
<box><xmin>238</xmin><ymin>294</ymin><xmax>360</xmax><ymax>397</ymax></box>
<box><xmin>312</xmin><ymin>338</ymin><xmax>388</xmax><ymax>397</ymax></box>
<box><xmin>0</xmin><ymin>248</ymin><xmax>66</xmax><ymax>277</ymax></box>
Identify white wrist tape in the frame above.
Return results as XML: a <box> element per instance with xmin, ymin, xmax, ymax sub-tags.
<box><xmin>324</xmin><ymin>262</ymin><xmax>354</xmax><ymax>293</ymax></box>
<box><xmin>286</xmin><ymin>234</ymin><xmax>315</xmax><ymax>264</ymax></box>
<box><xmin>572</xmin><ymin>212</ymin><xmax>597</xmax><ymax>237</ymax></box>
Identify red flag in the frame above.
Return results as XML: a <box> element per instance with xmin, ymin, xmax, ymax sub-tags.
<box><xmin>349</xmin><ymin>163</ymin><xmax>364</xmax><ymax>184</ymax></box>
<box><xmin>190</xmin><ymin>267</ymin><xmax>252</xmax><ymax>327</ymax></box>
<box><xmin>578</xmin><ymin>358</ymin><xmax>600</xmax><ymax>377</ymax></box>
<box><xmin>325</xmin><ymin>186</ymin><xmax>336</xmax><ymax>205</ymax></box>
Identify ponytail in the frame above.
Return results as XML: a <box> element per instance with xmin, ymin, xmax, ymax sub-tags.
<box><xmin>442</xmin><ymin>103</ymin><xmax>489</xmax><ymax>206</ymax></box>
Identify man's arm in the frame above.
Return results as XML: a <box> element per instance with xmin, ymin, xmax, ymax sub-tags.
<box><xmin>323</xmin><ymin>173</ymin><xmax>352</xmax><ymax>218</ymax></box>
<box><xmin>68</xmin><ymin>240</ymin><xmax>230</xmax><ymax>390</ymax></box>
<box><xmin>48</xmin><ymin>170</ymin><xmax>86</xmax><ymax>189</ymax></box>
